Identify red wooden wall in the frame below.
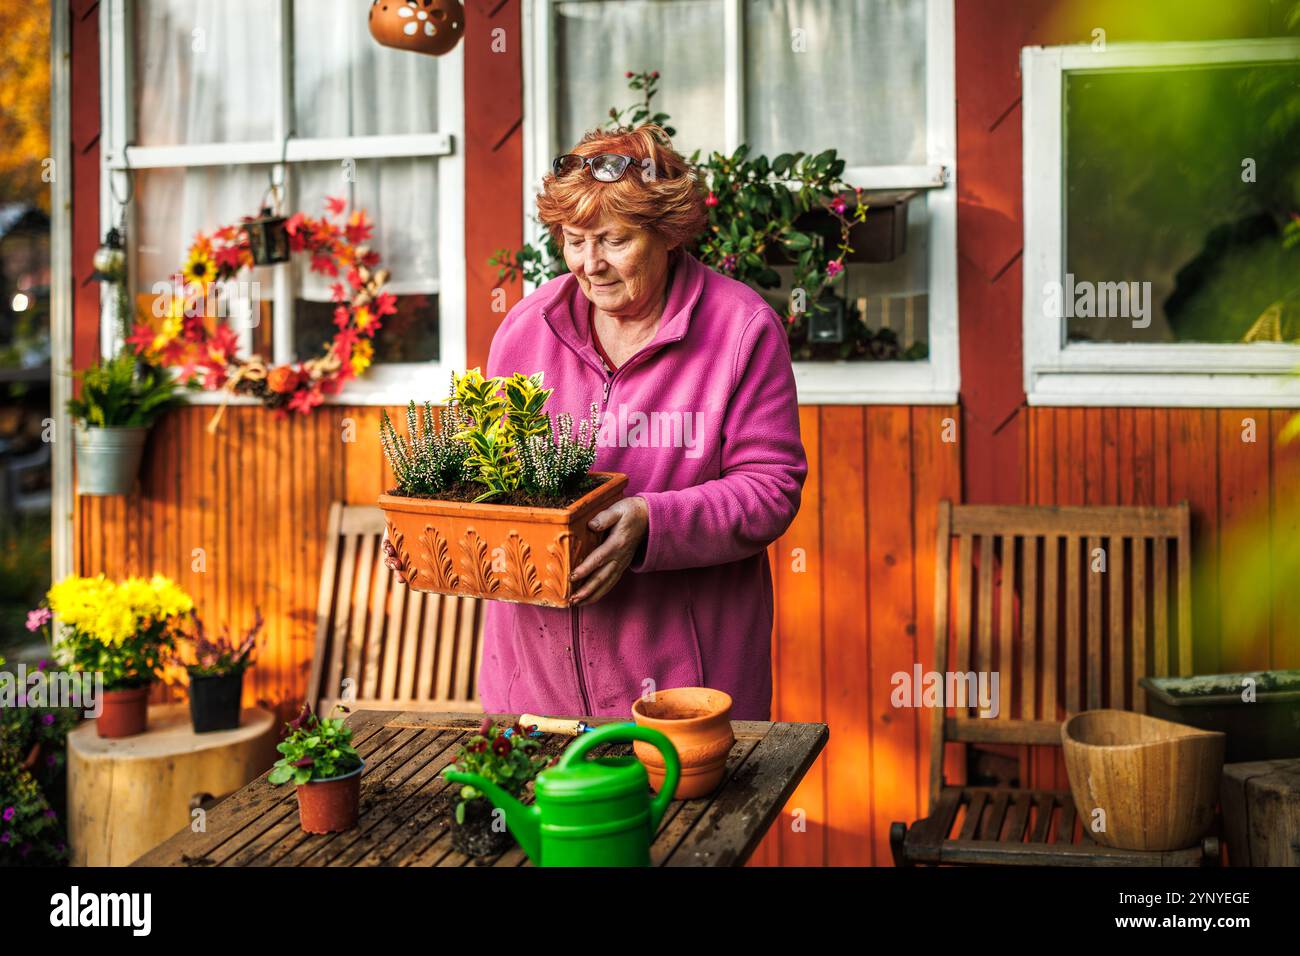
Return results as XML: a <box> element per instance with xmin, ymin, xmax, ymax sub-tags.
<box><xmin>65</xmin><ymin>0</ymin><xmax>1300</xmax><ymax>867</ymax></box>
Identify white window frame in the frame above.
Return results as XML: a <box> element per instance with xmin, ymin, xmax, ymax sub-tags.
<box><xmin>99</xmin><ymin>0</ymin><xmax>465</xmax><ymax>406</ymax></box>
<box><xmin>1022</xmin><ymin>38</ymin><xmax>1300</xmax><ymax>408</ymax></box>
<box><xmin>521</xmin><ymin>0</ymin><xmax>958</xmax><ymax>405</ymax></box>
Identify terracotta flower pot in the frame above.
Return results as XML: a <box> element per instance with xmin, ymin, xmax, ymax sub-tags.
<box><xmin>368</xmin><ymin>0</ymin><xmax>464</xmax><ymax>57</ymax></box>
<box><xmin>295</xmin><ymin>761</ymin><xmax>365</xmax><ymax>834</ymax></box>
<box><xmin>97</xmin><ymin>686</ymin><xmax>150</xmax><ymax>738</ymax></box>
<box><xmin>632</xmin><ymin>687</ymin><xmax>735</xmax><ymax>799</ymax></box>
<box><xmin>378</xmin><ymin>472</ymin><xmax>628</xmax><ymax>607</ymax></box>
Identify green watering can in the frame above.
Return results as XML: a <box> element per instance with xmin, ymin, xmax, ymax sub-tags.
<box><xmin>444</xmin><ymin>722</ymin><xmax>680</xmax><ymax>867</ymax></box>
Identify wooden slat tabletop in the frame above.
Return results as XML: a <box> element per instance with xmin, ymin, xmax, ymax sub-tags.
<box><xmin>132</xmin><ymin>710</ymin><xmax>828</xmax><ymax>867</ymax></box>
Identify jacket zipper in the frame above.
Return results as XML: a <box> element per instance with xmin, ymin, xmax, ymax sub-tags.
<box><xmin>543</xmin><ymin>306</ymin><xmax>675</xmax><ymax>718</ymax></box>
<box><xmin>571</xmin><ymin>366</ymin><xmax>611</xmax><ymax>717</ymax></box>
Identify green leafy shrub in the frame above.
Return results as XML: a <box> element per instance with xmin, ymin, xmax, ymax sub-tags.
<box><xmin>444</xmin><ymin>718</ymin><xmax>550</xmax><ymax>824</ymax></box>
<box><xmin>65</xmin><ymin>351</ymin><xmax>182</xmax><ymax>429</ymax></box>
<box><xmin>267</xmin><ymin>703</ymin><xmax>361</xmax><ymax>786</ymax></box>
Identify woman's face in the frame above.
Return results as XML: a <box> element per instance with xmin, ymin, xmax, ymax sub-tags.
<box><xmin>560</xmin><ymin>217</ymin><xmax>671</xmax><ymax>319</ymax></box>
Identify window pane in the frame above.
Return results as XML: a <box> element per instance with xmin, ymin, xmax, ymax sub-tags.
<box><xmin>294</xmin><ymin>295</ymin><xmax>439</xmax><ymax>365</ymax></box>
<box><xmin>1064</xmin><ymin>61</ymin><xmax>1300</xmax><ymax>344</ymax></box>
<box><xmin>134</xmin><ymin>0</ymin><xmax>279</xmax><ymax>145</ymax></box>
<box><xmin>294</xmin><ymin>158</ymin><xmax>438</xmax><ymax>299</ymax></box>
<box><xmin>292</xmin><ymin>0</ymin><xmax>439</xmax><ymax>138</ymax></box>
<box><xmin>294</xmin><ymin>158</ymin><xmax>440</xmax><ymax>364</ymax></box>
<box><xmin>744</xmin><ymin>0</ymin><xmax>926</xmax><ymax>167</ymax></box>
<box><xmin>554</xmin><ymin>0</ymin><xmax>725</xmax><ymax>157</ymax></box>
<box><xmin>759</xmin><ymin>193</ymin><xmax>930</xmax><ymax>361</ymax></box>
<box><xmin>134</xmin><ymin>165</ymin><xmax>277</xmax><ymax>294</ymax></box>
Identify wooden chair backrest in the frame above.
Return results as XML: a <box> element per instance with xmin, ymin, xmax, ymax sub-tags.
<box><xmin>307</xmin><ymin>503</ymin><xmax>485</xmax><ymax>715</ymax></box>
<box><xmin>928</xmin><ymin>500</ymin><xmax>1193</xmax><ymax>804</ymax></box>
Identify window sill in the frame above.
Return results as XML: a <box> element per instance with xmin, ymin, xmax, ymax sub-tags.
<box><xmin>793</xmin><ymin>359</ymin><xmax>957</xmax><ymax>405</ymax></box>
<box><xmin>1027</xmin><ymin>371</ymin><xmax>1300</xmax><ymax>408</ymax></box>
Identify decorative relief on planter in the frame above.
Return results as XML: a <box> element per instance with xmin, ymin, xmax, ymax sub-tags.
<box><xmin>418</xmin><ymin>525</ymin><xmax>459</xmax><ymax>592</ymax></box>
<box><xmin>459</xmin><ymin>528</ymin><xmax>498</xmax><ymax>596</ymax></box>
<box><xmin>377</xmin><ymin>472</ymin><xmax>628</xmax><ymax>608</ymax></box>
<box><xmin>502</xmin><ymin>532</ymin><xmax>543</xmax><ymax>601</ymax></box>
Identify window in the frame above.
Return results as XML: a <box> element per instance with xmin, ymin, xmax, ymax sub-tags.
<box><xmin>1022</xmin><ymin>39</ymin><xmax>1300</xmax><ymax>407</ymax></box>
<box><xmin>523</xmin><ymin>0</ymin><xmax>958</xmax><ymax>404</ymax></box>
<box><xmin>100</xmin><ymin>0</ymin><xmax>465</xmax><ymax>404</ymax></box>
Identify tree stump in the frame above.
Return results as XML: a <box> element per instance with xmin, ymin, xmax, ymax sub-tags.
<box><xmin>67</xmin><ymin>703</ymin><xmax>277</xmax><ymax>866</ymax></box>
<box><xmin>1220</xmin><ymin>758</ymin><xmax>1300</xmax><ymax>866</ymax></box>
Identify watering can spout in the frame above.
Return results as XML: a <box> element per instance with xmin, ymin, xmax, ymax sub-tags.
<box><xmin>443</xmin><ymin>770</ymin><xmax>542</xmax><ymax>862</ymax></box>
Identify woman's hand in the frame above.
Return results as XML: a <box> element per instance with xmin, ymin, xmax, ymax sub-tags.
<box><xmin>569</xmin><ymin>496</ymin><xmax>649</xmax><ymax>605</ymax></box>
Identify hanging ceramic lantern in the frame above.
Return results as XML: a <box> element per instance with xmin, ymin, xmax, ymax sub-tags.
<box><xmin>243</xmin><ymin>207</ymin><xmax>291</xmax><ymax>265</ymax></box>
<box><xmin>369</xmin><ymin>0</ymin><xmax>464</xmax><ymax>57</ymax></box>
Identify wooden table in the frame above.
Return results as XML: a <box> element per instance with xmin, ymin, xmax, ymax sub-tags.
<box><xmin>68</xmin><ymin>704</ymin><xmax>278</xmax><ymax>867</ymax></box>
<box><xmin>133</xmin><ymin>710</ymin><xmax>828</xmax><ymax>867</ymax></box>
<box><xmin>1221</xmin><ymin>758</ymin><xmax>1300</xmax><ymax>866</ymax></box>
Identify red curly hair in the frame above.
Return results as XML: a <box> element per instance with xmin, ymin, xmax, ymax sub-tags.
<box><xmin>535</xmin><ymin>124</ymin><xmax>708</xmax><ymax>251</ymax></box>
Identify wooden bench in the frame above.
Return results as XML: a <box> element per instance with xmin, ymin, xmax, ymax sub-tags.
<box><xmin>890</xmin><ymin>500</ymin><xmax>1219</xmax><ymax>866</ymax></box>
<box><xmin>307</xmin><ymin>503</ymin><xmax>485</xmax><ymax>715</ymax></box>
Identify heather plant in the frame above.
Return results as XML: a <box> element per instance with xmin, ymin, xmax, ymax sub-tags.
<box><xmin>379</xmin><ymin>395</ymin><xmax>473</xmax><ymax>497</ymax></box>
<box><xmin>518</xmin><ymin>407</ymin><xmax>600</xmax><ymax>498</ymax></box>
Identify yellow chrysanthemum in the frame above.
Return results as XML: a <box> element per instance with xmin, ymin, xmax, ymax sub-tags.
<box><xmin>45</xmin><ymin>573</ymin><xmax>193</xmax><ymax>646</ymax></box>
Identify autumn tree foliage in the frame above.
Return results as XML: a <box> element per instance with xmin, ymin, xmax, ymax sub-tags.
<box><xmin>0</xmin><ymin>0</ymin><xmax>51</xmax><ymax>210</ymax></box>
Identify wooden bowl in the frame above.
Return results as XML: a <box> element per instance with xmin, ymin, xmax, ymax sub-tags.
<box><xmin>1061</xmin><ymin>709</ymin><xmax>1224</xmax><ymax>851</ymax></box>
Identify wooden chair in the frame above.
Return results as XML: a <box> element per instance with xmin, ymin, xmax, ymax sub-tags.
<box><xmin>890</xmin><ymin>500</ymin><xmax>1220</xmax><ymax>866</ymax></box>
<box><xmin>307</xmin><ymin>502</ymin><xmax>485</xmax><ymax>715</ymax></box>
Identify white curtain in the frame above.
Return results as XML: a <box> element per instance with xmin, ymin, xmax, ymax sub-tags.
<box><xmin>744</xmin><ymin>0</ymin><xmax>927</xmax><ymax>167</ymax></box>
<box><xmin>132</xmin><ymin>0</ymin><xmax>440</xmax><ymax>302</ymax></box>
<box><xmin>553</xmin><ymin>0</ymin><xmax>927</xmax><ymax>166</ymax></box>
<box><xmin>554</xmin><ymin>0</ymin><xmax>727</xmax><ymax>158</ymax></box>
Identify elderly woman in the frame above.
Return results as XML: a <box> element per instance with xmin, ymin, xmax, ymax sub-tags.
<box><xmin>481</xmin><ymin>124</ymin><xmax>806</xmax><ymax>721</ymax></box>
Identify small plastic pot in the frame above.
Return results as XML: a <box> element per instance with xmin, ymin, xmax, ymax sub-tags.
<box><xmin>295</xmin><ymin>761</ymin><xmax>364</xmax><ymax>834</ymax></box>
<box><xmin>97</xmin><ymin>685</ymin><xmax>150</xmax><ymax>738</ymax></box>
<box><xmin>188</xmin><ymin>671</ymin><xmax>244</xmax><ymax>733</ymax></box>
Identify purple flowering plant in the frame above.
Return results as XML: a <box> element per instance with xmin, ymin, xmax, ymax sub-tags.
<box><xmin>267</xmin><ymin>702</ymin><xmax>361</xmax><ymax>786</ymax></box>
<box><xmin>173</xmin><ymin>608</ymin><xmax>262</xmax><ymax>678</ymax></box>
<box><xmin>444</xmin><ymin>718</ymin><xmax>549</xmax><ymax>825</ymax></box>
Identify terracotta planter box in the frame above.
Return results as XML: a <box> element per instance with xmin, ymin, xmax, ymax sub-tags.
<box><xmin>378</xmin><ymin>471</ymin><xmax>628</xmax><ymax>607</ymax></box>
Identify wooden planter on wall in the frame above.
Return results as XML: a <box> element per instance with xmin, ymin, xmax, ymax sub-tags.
<box><xmin>378</xmin><ymin>472</ymin><xmax>628</xmax><ymax>608</ymax></box>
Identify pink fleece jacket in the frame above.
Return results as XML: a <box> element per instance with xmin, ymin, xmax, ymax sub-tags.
<box><xmin>481</xmin><ymin>251</ymin><xmax>807</xmax><ymax>720</ymax></box>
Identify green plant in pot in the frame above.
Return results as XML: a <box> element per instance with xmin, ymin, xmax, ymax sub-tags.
<box><xmin>40</xmin><ymin>574</ymin><xmax>193</xmax><ymax>738</ymax></box>
<box><xmin>444</xmin><ymin>718</ymin><xmax>549</xmax><ymax>859</ymax></box>
<box><xmin>66</xmin><ymin>350</ymin><xmax>182</xmax><ymax>496</ymax></box>
<box><xmin>268</xmin><ymin>703</ymin><xmax>364</xmax><ymax>834</ymax></box>
<box><xmin>174</xmin><ymin>609</ymin><xmax>261</xmax><ymax>734</ymax></box>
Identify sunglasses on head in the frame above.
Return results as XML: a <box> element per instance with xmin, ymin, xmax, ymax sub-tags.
<box><xmin>552</xmin><ymin>153</ymin><xmax>644</xmax><ymax>182</ymax></box>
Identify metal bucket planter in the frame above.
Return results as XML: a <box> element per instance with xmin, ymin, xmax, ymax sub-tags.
<box><xmin>74</xmin><ymin>425</ymin><xmax>148</xmax><ymax>496</ymax></box>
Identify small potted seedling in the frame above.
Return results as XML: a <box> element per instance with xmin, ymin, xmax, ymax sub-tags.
<box><xmin>378</xmin><ymin>369</ymin><xmax>627</xmax><ymax>607</ymax></box>
<box><xmin>443</xmin><ymin>718</ymin><xmax>549</xmax><ymax>859</ymax></box>
<box><xmin>176</xmin><ymin>610</ymin><xmax>262</xmax><ymax>733</ymax></box>
<box><xmin>268</xmin><ymin>703</ymin><xmax>364</xmax><ymax>833</ymax></box>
